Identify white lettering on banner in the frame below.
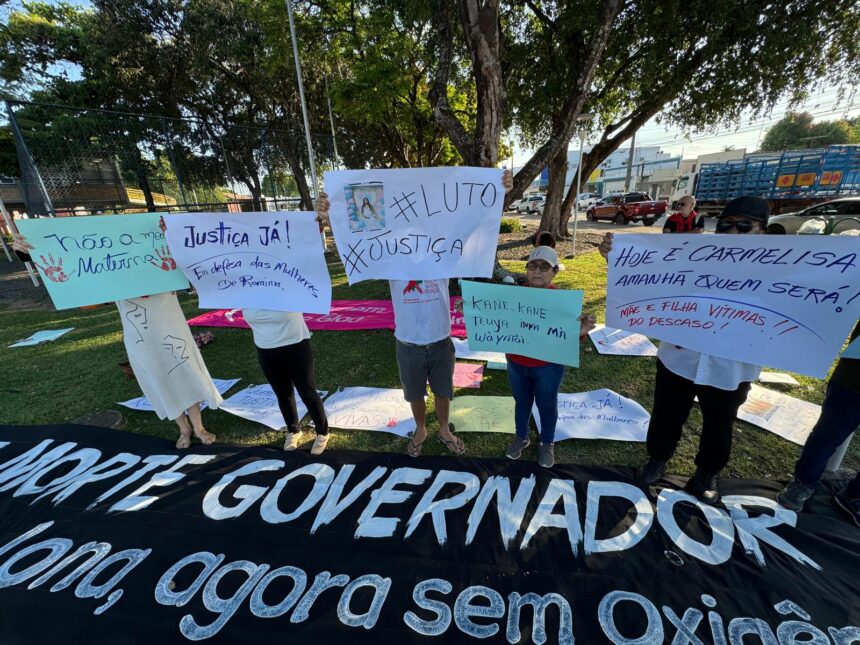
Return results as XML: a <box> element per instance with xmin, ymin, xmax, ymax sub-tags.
<box><xmin>164</xmin><ymin>212</ymin><xmax>332</xmax><ymax>314</ymax></box>
<box><xmin>605</xmin><ymin>234</ymin><xmax>860</xmax><ymax>378</ymax></box>
<box><xmin>0</xmin><ymin>441</ymin><xmax>821</xmax><ymax>570</ymax></box>
<box><xmin>324</xmin><ymin>167</ymin><xmax>504</xmax><ymax>284</ymax></box>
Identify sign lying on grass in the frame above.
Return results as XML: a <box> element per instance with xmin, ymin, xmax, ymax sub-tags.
<box><xmin>16</xmin><ymin>213</ymin><xmax>189</xmax><ymax>309</ymax></box>
<box><xmin>1</xmin><ymin>424</ymin><xmax>859</xmax><ymax>643</ymax></box>
<box><xmin>118</xmin><ymin>378</ymin><xmax>240</xmax><ymax>413</ymax></box>
<box><xmin>219</xmin><ymin>384</ymin><xmax>329</xmax><ymax>430</ymax></box>
<box><xmin>606</xmin><ymin>234</ymin><xmax>860</xmax><ymax>377</ymax></box>
<box><xmin>736</xmin><ymin>384</ymin><xmax>822</xmax><ymax>446</ymax></box>
<box><xmin>588</xmin><ymin>324</ymin><xmax>657</xmax><ymax>357</ymax></box>
<box><xmin>449</xmin><ymin>396</ymin><xmax>516</xmax><ymax>434</ymax></box>
<box><xmin>325</xmin><ymin>167</ymin><xmax>504</xmax><ymax>283</ymax></box>
<box><xmin>462</xmin><ymin>280</ymin><xmax>584</xmax><ymax>366</ymax></box>
<box><xmin>164</xmin><ymin>212</ymin><xmax>331</xmax><ymax>314</ymax></box>
<box><xmin>8</xmin><ymin>328</ymin><xmax>74</xmax><ymax>348</ymax></box>
<box><xmin>323</xmin><ymin>387</ymin><xmax>415</xmax><ymax>437</ymax></box>
<box><xmin>533</xmin><ymin>389</ymin><xmax>650</xmax><ymax>442</ymax></box>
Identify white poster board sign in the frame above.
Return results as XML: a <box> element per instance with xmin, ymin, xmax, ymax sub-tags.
<box><xmin>453</xmin><ymin>337</ymin><xmax>507</xmax><ymax>363</ymax></box>
<box><xmin>219</xmin><ymin>384</ymin><xmax>329</xmax><ymax>430</ymax></box>
<box><xmin>606</xmin><ymin>234</ymin><xmax>860</xmax><ymax>377</ymax></box>
<box><xmin>118</xmin><ymin>378</ymin><xmax>240</xmax><ymax>413</ymax></box>
<box><xmin>588</xmin><ymin>324</ymin><xmax>658</xmax><ymax>357</ymax></box>
<box><xmin>324</xmin><ymin>167</ymin><xmax>504</xmax><ymax>283</ymax></box>
<box><xmin>736</xmin><ymin>384</ymin><xmax>822</xmax><ymax>445</ymax></box>
<box><xmin>323</xmin><ymin>387</ymin><xmax>415</xmax><ymax>437</ymax></box>
<box><xmin>534</xmin><ymin>389</ymin><xmax>650</xmax><ymax>442</ymax></box>
<box><xmin>164</xmin><ymin>212</ymin><xmax>331</xmax><ymax>313</ymax></box>
<box><xmin>8</xmin><ymin>328</ymin><xmax>74</xmax><ymax>348</ymax></box>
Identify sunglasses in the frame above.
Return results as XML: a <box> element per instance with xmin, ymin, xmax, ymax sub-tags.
<box><xmin>716</xmin><ymin>219</ymin><xmax>756</xmax><ymax>233</ymax></box>
<box><xmin>526</xmin><ymin>261</ymin><xmax>553</xmax><ymax>272</ymax></box>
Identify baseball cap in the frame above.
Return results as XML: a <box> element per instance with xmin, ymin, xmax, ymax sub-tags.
<box><xmin>527</xmin><ymin>246</ymin><xmax>558</xmax><ymax>267</ymax></box>
<box><xmin>719</xmin><ymin>196</ymin><xmax>769</xmax><ymax>223</ymax></box>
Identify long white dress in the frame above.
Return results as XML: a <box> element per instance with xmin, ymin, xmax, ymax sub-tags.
<box><xmin>117</xmin><ymin>293</ymin><xmax>223</xmax><ymax>420</ymax></box>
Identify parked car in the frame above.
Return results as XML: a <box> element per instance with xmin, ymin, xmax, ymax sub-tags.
<box><xmin>767</xmin><ymin>197</ymin><xmax>860</xmax><ymax>234</ymax></box>
<box><xmin>516</xmin><ymin>194</ymin><xmax>545</xmax><ymax>214</ymax></box>
<box><xmin>576</xmin><ymin>192</ymin><xmax>601</xmax><ymax>210</ymax></box>
<box><xmin>585</xmin><ymin>192</ymin><xmax>668</xmax><ymax>225</ymax></box>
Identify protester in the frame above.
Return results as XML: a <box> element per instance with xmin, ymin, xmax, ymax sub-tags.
<box><xmin>663</xmin><ymin>195</ymin><xmax>704</xmax><ymax>234</ymax></box>
<box><xmin>777</xmin><ymin>320</ymin><xmax>860</xmax><ymax>526</ymax></box>
<box><xmin>243</xmin><ymin>308</ymin><xmax>331</xmax><ymax>454</ymax></box>
<box><xmin>599</xmin><ymin>196</ymin><xmax>769</xmax><ymax>502</ymax></box>
<box><xmin>505</xmin><ymin>244</ymin><xmax>596</xmax><ymax>467</ymax></box>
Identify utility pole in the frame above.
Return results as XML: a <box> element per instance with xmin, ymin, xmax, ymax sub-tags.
<box><xmin>624</xmin><ymin>132</ymin><xmax>636</xmax><ymax>192</ymax></box>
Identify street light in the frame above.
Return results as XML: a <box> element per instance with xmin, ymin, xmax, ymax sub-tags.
<box><xmin>571</xmin><ymin>113</ymin><xmax>594</xmax><ymax>253</ymax></box>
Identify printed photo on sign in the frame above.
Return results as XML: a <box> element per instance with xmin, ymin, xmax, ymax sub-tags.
<box><xmin>324</xmin><ymin>167</ymin><xmax>504</xmax><ymax>284</ymax></box>
<box><xmin>16</xmin><ymin>213</ymin><xmax>189</xmax><ymax>309</ymax></box>
<box><xmin>605</xmin><ymin>233</ymin><xmax>860</xmax><ymax>378</ymax></box>
<box><xmin>346</xmin><ymin>182</ymin><xmax>386</xmax><ymax>232</ymax></box>
<box><xmin>736</xmin><ymin>383</ymin><xmax>822</xmax><ymax>445</ymax></box>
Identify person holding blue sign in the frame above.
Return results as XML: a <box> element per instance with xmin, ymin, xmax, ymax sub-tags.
<box><xmin>13</xmin><ymin>231</ymin><xmax>222</xmax><ymax>449</ymax></box>
<box><xmin>778</xmin><ymin>320</ymin><xmax>860</xmax><ymax>526</ymax></box>
<box><xmin>599</xmin><ymin>196</ymin><xmax>769</xmax><ymax>503</ymax></box>
<box><xmin>505</xmin><ymin>245</ymin><xmax>596</xmax><ymax>468</ymax></box>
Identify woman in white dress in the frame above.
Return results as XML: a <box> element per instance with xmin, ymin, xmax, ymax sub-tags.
<box><xmin>13</xmin><ymin>234</ymin><xmax>221</xmax><ymax>449</ymax></box>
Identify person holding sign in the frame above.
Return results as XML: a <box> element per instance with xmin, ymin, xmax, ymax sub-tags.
<box><xmin>243</xmin><ymin>308</ymin><xmax>331</xmax><ymax>455</ymax></box>
<box><xmin>599</xmin><ymin>196</ymin><xmax>769</xmax><ymax>503</ymax></box>
<box><xmin>663</xmin><ymin>196</ymin><xmax>704</xmax><ymax>234</ymax></box>
<box><xmin>505</xmin><ymin>245</ymin><xmax>596</xmax><ymax>468</ymax></box>
<box><xmin>13</xmin><ymin>231</ymin><xmax>222</xmax><ymax>449</ymax></box>
<box><xmin>778</xmin><ymin>320</ymin><xmax>860</xmax><ymax>526</ymax></box>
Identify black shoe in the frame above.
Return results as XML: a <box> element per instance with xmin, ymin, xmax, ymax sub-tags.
<box><xmin>834</xmin><ymin>488</ymin><xmax>860</xmax><ymax>528</ymax></box>
<box><xmin>776</xmin><ymin>479</ymin><xmax>815</xmax><ymax>512</ymax></box>
<box><xmin>637</xmin><ymin>458</ymin><xmax>667</xmax><ymax>484</ymax></box>
<box><xmin>684</xmin><ymin>468</ymin><xmax>720</xmax><ymax>504</ymax></box>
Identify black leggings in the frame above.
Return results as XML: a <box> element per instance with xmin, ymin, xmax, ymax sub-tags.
<box><xmin>257</xmin><ymin>339</ymin><xmax>328</xmax><ymax>435</ymax></box>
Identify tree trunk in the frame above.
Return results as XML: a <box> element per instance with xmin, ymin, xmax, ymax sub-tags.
<box><xmin>560</xmin><ymin>153</ymin><xmax>601</xmax><ymax>232</ymax></box>
<box><xmin>538</xmin><ymin>146</ymin><xmax>569</xmax><ymax>239</ymax></box>
<box><xmin>284</xmin><ymin>151</ymin><xmax>313</xmax><ymax>210</ymax></box>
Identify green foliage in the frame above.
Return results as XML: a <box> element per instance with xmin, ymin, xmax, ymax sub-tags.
<box><xmin>499</xmin><ymin>217</ymin><xmax>522</xmax><ymax>233</ymax></box>
<box><xmin>760</xmin><ymin>111</ymin><xmax>857</xmax><ymax>151</ymax></box>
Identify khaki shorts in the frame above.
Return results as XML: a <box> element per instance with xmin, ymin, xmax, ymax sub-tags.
<box><xmin>395</xmin><ymin>337</ymin><xmax>455</xmax><ymax>402</ymax></box>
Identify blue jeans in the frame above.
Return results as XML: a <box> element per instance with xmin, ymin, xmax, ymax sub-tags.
<box><xmin>795</xmin><ymin>380</ymin><xmax>860</xmax><ymax>496</ymax></box>
<box><xmin>507</xmin><ymin>360</ymin><xmax>565</xmax><ymax>444</ymax></box>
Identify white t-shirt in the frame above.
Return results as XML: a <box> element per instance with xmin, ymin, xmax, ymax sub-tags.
<box><xmin>242</xmin><ymin>308</ymin><xmax>310</xmax><ymax>349</ymax></box>
<box><xmin>657</xmin><ymin>342</ymin><xmax>762</xmax><ymax>391</ymax></box>
<box><xmin>389</xmin><ymin>279</ymin><xmax>451</xmax><ymax>345</ymax></box>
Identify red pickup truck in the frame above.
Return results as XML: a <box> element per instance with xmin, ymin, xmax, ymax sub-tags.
<box><xmin>585</xmin><ymin>192</ymin><xmax>668</xmax><ymax>226</ymax></box>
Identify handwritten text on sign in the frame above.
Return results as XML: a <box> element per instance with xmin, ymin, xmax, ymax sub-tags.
<box><xmin>324</xmin><ymin>167</ymin><xmax>504</xmax><ymax>284</ymax></box>
<box><xmin>164</xmin><ymin>212</ymin><xmax>331</xmax><ymax>314</ymax></box>
<box><xmin>462</xmin><ymin>280</ymin><xmax>584</xmax><ymax>366</ymax></box>
<box><xmin>605</xmin><ymin>234</ymin><xmax>860</xmax><ymax>377</ymax></box>
<box><xmin>16</xmin><ymin>213</ymin><xmax>188</xmax><ymax>309</ymax></box>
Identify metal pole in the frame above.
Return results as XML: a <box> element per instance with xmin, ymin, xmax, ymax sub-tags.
<box><xmin>324</xmin><ymin>75</ymin><xmax>340</xmax><ymax>168</ymax></box>
<box><xmin>572</xmin><ymin>133</ymin><xmax>585</xmax><ymax>251</ymax></box>
<box><xmin>285</xmin><ymin>0</ymin><xmax>320</xmax><ymax>199</ymax></box>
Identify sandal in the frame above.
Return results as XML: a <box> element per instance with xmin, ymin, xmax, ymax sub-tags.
<box><xmin>193</xmin><ymin>428</ymin><xmax>217</xmax><ymax>445</ymax></box>
<box><xmin>437</xmin><ymin>434</ymin><xmax>465</xmax><ymax>455</ymax></box>
<box><xmin>406</xmin><ymin>437</ymin><xmax>425</xmax><ymax>458</ymax></box>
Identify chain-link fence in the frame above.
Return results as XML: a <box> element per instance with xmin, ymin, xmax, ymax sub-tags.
<box><xmin>3</xmin><ymin>100</ymin><xmax>346</xmax><ymax>217</ymax></box>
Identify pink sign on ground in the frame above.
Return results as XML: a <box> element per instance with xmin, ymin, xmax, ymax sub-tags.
<box><xmin>187</xmin><ymin>298</ymin><xmax>468</xmax><ymax>336</ymax></box>
<box><xmin>453</xmin><ymin>362</ymin><xmax>485</xmax><ymax>389</ymax></box>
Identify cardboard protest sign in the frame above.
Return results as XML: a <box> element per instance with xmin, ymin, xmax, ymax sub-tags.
<box><xmin>8</xmin><ymin>328</ymin><xmax>74</xmax><ymax>348</ymax></box>
<box><xmin>449</xmin><ymin>396</ymin><xmax>516</xmax><ymax>434</ymax></box>
<box><xmin>323</xmin><ymin>387</ymin><xmax>415</xmax><ymax>437</ymax></box>
<box><xmin>219</xmin><ymin>384</ymin><xmax>329</xmax><ymax>430</ymax></box>
<box><xmin>462</xmin><ymin>280</ymin><xmax>584</xmax><ymax>367</ymax></box>
<box><xmin>118</xmin><ymin>378</ymin><xmax>240</xmax><ymax>413</ymax></box>
<box><xmin>534</xmin><ymin>389</ymin><xmax>650</xmax><ymax>442</ymax></box>
<box><xmin>588</xmin><ymin>324</ymin><xmax>658</xmax><ymax>357</ymax></box>
<box><xmin>16</xmin><ymin>213</ymin><xmax>189</xmax><ymax>309</ymax></box>
<box><xmin>324</xmin><ymin>167</ymin><xmax>504</xmax><ymax>283</ymax></box>
<box><xmin>606</xmin><ymin>234</ymin><xmax>860</xmax><ymax>377</ymax></box>
<box><xmin>758</xmin><ymin>371</ymin><xmax>800</xmax><ymax>386</ymax></box>
<box><xmin>164</xmin><ymin>212</ymin><xmax>331</xmax><ymax>314</ymax></box>
<box><xmin>736</xmin><ymin>384</ymin><xmax>822</xmax><ymax>445</ymax></box>
<box><xmin>2</xmin><ymin>424</ymin><xmax>860</xmax><ymax>644</ymax></box>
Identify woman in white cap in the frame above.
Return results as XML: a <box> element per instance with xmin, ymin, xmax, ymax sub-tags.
<box><xmin>505</xmin><ymin>245</ymin><xmax>595</xmax><ymax>467</ymax></box>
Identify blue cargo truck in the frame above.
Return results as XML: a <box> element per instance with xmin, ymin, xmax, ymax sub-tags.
<box><xmin>670</xmin><ymin>144</ymin><xmax>860</xmax><ymax>216</ymax></box>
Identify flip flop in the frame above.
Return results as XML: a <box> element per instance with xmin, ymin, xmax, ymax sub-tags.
<box><xmin>437</xmin><ymin>434</ymin><xmax>465</xmax><ymax>455</ymax></box>
<box><xmin>406</xmin><ymin>437</ymin><xmax>425</xmax><ymax>458</ymax></box>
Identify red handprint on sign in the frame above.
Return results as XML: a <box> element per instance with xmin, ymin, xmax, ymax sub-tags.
<box><xmin>386</xmin><ymin>417</ymin><xmax>398</xmax><ymax>428</ymax></box>
<box><xmin>151</xmin><ymin>246</ymin><xmax>177</xmax><ymax>271</ymax></box>
<box><xmin>33</xmin><ymin>254</ymin><xmax>69</xmax><ymax>283</ymax></box>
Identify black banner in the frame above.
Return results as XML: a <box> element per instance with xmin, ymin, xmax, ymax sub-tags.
<box><xmin>0</xmin><ymin>424</ymin><xmax>858</xmax><ymax>644</ymax></box>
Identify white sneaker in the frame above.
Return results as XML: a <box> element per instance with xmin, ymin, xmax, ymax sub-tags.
<box><xmin>311</xmin><ymin>434</ymin><xmax>329</xmax><ymax>456</ymax></box>
<box><xmin>283</xmin><ymin>433</ymin><xmax>300</xmax><ymax>451</ymax></box>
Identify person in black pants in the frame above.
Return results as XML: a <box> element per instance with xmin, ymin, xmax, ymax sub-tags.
<box><xmin>243</xmin><ymin>308</ymin><xmax>330</xmax><ymax>455</ymax></box>
<box><xmin>599</xmin><ymin>196</ymin><xmax>770</xmax><ymax>503</ymax></box>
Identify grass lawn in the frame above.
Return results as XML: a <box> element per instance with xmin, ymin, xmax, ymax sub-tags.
<box><xmin>0</xmin><ymin>249</ymin><xmax>855</xmax><ymax>481</ymax></box>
